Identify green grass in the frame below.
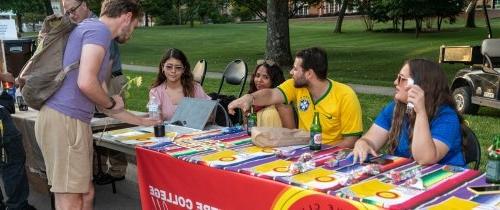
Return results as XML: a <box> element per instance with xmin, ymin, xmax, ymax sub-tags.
<box><xmin>121</xmin><ymin>17</ymin><xmax>500</xmax><ymax>86</ymax></box>
<box><xmin>124</xmin><ymin>70</ymin><xmax>498</xmax><ymax>171</ymax></box>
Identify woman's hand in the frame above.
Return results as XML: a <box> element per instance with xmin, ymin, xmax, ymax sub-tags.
<box><xmin>407</xmin><ymin>84</ymin><xmax>426</xmax><ymax>114</ymax></box>
<box><xmin>140</xmin><ymin>117</ymin><xmax>162</xmax><ymax>127</ymax></box>
<box><xmin>352</xmin><ymin>139</ymin><xmax>378</xmax><ymax>164</ymax></box>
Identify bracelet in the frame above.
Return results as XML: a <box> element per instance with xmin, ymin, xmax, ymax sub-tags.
<box><xmin>105</xmin><ymin>97</ymin><xmax>116</xmax><ymax>109</ymax></box>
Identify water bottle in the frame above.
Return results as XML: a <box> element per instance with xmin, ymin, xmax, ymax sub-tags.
<box><xmin>148</xmin><ymin>96</ymin><xmax>164</xmax><ymax>137</ymax></box>
<box><xmin>15</xmin><ymin>88</ymin><xmax>28</xmax><ymax>111</ymax></box>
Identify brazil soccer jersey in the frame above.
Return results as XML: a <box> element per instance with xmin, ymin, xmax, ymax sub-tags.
<box><xmin>277</xmin><ymin>79</ymin><xmax>363</xmax><ymax>145</ymax></box>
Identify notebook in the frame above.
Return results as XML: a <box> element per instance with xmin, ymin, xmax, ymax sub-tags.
<box><xmin>169</xmin><ymin>97</ymin><xmax>217</xmax><ymax>130</ymax></box>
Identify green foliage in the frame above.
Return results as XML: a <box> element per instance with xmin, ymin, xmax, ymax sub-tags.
<box><xmin>230</xmin><ymin>4</ymin><xmax>256</xmax><ymax>21</ymax></box>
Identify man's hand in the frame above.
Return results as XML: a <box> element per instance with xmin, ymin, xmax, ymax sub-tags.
<box><xmin>140</xmin><ymin>117</ymin><xmax>162</xmax><ymax>126</ymax></box>
<box><xmin>0</xmin><ymin>72</ymin><xmax>15</xmax><ymax>83</ymax></box>
<box><xmin>109</xmin><ymin>95</ymin><xmax>125</xmax><ymax>111</ymax></box>
<box><xmin>227</xmin><ymin>94</ymin><xmax>253</xmax><ymax>115</ymax></box>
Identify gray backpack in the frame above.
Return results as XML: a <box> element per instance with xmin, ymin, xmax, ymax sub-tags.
<box><xmin>18</xmin><ymin>14</ymin><xmax>78</xmax><ymax>110</ymax></box>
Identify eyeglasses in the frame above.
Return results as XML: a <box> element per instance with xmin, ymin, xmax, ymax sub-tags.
<box><xmin>164</xmin><ymin>64</ymin><xmax>185</xmax><ymax>72</ymax></box>
<box><xmin>65</xmin><ymin>1</ymin><xmax>83</xmax><ymax>16</ymax></box>
<box><xmin>396</xmin><ymin>74</ymin><xmax>410</xmax><ymax>84</ymax></box>
<box><xmin>257</xmin><ymin>59</ymin><xmax>277</xmax><ymax>67</ymax></box>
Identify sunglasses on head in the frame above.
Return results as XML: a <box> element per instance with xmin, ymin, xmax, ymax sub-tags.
<box><xmin>65</xmin><ymin>1</ymin><xmax>83</xmax><ymax>16</ymax></box>
<box><xmin>256</xmin><ymin>59</ymin><xmax>277</xmax><ymax>67</ymax></box>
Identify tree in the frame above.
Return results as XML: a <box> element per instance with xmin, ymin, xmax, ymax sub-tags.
<box><xmin>266</xmin><ymin>0</ymin><xmax>292</xmax><ymax>68</ymax></box>
<box><xmin>0</xmin><ymin>0</ymin><xmax>47</xmax><ymax>34</ymax></box>
<box><xmin>465</xmin><ymin>0</ymin><xmax>477</xmax><ymax>28</ymax></box>
<box><xmin>230</xmin><ymin>0</ymin><xmax>267</xmax><ymax>21</ymax></box>
<box><xmin>333</xmin><ymin>0</ymin><xmax>351</xmax><ymax>33</ymax></box>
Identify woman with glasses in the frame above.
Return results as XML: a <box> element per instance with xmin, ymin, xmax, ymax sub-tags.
<box><xmin>352</xmin><ymin>59</ymin><xmax>466</xmax><ymax>167</ymax></box>
<box><xmin>149</xmin><ymin>48</ymin><xmax>210</xmax><ymax>121</ymax></box>
<box><xmin>247</xmin><ymin>60</ymin><xmax>296</xmax><ymax>128</ymax></box>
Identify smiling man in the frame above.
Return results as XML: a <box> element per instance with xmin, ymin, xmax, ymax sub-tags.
<box><xmin>228</xmin><ymin>47</ymin><xmax>363</xmax><ymax>148</ymax></box>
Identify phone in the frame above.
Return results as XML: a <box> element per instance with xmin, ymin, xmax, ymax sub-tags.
<box><xmin>406</xmin><ymin>78</ymin><xmax>414</xmax><ymax>113</ymax></box>
<box><xmin>467</xmin><ymin>185</ymin><xmax>500</xmax><ymax>195</ymax></box>
<box><xmin>364</xmin><ymin>157</ymin><xmax>393</xmax><ymax>165</ymax></box>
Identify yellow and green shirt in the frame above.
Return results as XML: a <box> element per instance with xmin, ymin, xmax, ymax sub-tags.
<box><xmin>277</xmin><ymin>79</ymin><xmax>363</xmax><ymax>145</ymax></box>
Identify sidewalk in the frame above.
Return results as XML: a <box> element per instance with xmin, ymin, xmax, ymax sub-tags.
<box><xmin>123</xmin><ymin>64</ymin><xmax>394</xmax><ymax>96</ymax></box>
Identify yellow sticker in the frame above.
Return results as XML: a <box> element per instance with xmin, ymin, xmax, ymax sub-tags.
<box><xmin>292</xmin><ymin>167</ymin><xmax>334</xmax><ymax>183</ymax></box>
<box><xmin>427</xmin><ymin>196</ymin><xmax>479</xmax><ymax>210</ymax></box>
<box><xmin>201</xmin><ymin>150</ymin><xmax>237</xmax><ymax>162</ymax></box>
<box><xmin>243</xmin><ymin>146</ymin><xmax>274</xmax><ymax>154</ymax></box>
<box><xmin>350</xmin><ymin>179</ymin><xmax>394</xmax><ymax>198</ymax></box>
<box><xmin>254</xmin><ymin>159</ymin><xmax>292</xmax><ymax>173</ymax></box>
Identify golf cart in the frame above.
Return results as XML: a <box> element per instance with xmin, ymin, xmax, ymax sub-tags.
<box><xmin>439</xmin><ymin>0</ymin><xmax>500</xmax><ymax>114</ymax></box>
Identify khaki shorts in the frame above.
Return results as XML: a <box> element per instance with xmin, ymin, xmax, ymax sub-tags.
<box><xmin>35</xmin><ymin>106</ymin><xmax>93</xmax><ymax>193</ymax></box>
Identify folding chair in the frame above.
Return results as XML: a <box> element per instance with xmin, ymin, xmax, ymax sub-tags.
<box><xmin>217</xmin><ymin>59</ymin><xmax>248</xmax><ymax>98</ymax></box>
<box><xmin>462</xmin><ymin>125</ymin><xmax>481</xmax><ymax>170</ymax></box>
<box><xmin>192</xmin><ymin>59</ymin><xmax>207</xmax><ymax>86</ymax></box>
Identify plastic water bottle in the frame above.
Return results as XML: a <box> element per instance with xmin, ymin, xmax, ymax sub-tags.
<box><xmin>148</xmin><ymin>96</ymin><xmax>164</xmax><ymax>137</ymax></box>
<box><xmin>15</xmin><ymin>88</ymin><xmax>28</xmax><ymax>111</ymax></box>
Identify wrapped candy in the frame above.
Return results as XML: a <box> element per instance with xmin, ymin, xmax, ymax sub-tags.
<box><xmin>289</xmin><ymin>162</ymin><xmax>302</xmax><ymax>175</ymax></box>
<box><xmin>275</xmin><ymin>149</ymin><xmax>294</xmax><ymax>158</ymax></box>
<box><xmin>298</xmin><ymin>152</ymin><xmax>313</xmax><ymax>162</ymax></box>
<box><xmin>362</xmin><ymin>164</ymin><xmax>382</xmax><ymax>175</ymax></box>
<box><xmin>325</xmin><ymin>158</ymin><xmax>340</xmax><ymax>168</ymax></box>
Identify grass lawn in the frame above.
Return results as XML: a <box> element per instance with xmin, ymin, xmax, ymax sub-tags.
<box><xmin>121</xmin><ymin>17</ymin><xmax>500</xmax><ymax>86</ymax></box>
<box><xmin>125</xmin><ymin>70</ymin><xmax>498</xmax><ymax>171</ymax></box>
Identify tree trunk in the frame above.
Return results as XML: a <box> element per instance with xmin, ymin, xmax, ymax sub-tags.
<box><xmin>401</xmin><ymin>17</ymin><xmax>405</xmax><ymax>32</ymax></box>
<box><xmin>16</xmin><ymin>14</ymin><xmax>23</xmax><ymax>34</ymax></box>
<box><xmin>334</xmin><ymin>0</ymin><xmax>348</xmax><ymax>33</ymax></box>
<box><xmin>177</xmin><ymin>4</ymin><xmax>182</xmax><ymax>25</ymax></box>
<box><xmin>437</xmin><ymin>16</ymin><xmax>443</xmax><ymax>31</ymax></box>
<box><xmin>415</xmin><ymin>18</ymin><xmax>421</xmax><ymax>38</ymax></box>
<box><xmin>266</xmin><ymin>0</ymin><xmax>292</xmax><ymax>68</ymax></box>
<box><xmin>43</xmin><ymin>0</ymin><xmax>53</xmax><ymax>15</ymax></box>
<box><xmin>465</xmin><ymin>0</ymin><xmax>477</xmax><ymax>28</ymax></box>
<box><xmin>145</xmin><ymin>13</ymin><xmax>149</xmax><ymax>27</ymax></box>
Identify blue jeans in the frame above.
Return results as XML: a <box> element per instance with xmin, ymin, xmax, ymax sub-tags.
<box><xmin>0</xmin><ymin>106</ymin><xmax>29</xmax><ymax>210</ymax></box>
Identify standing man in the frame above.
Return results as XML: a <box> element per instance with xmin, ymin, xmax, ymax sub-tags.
<box><xmin>62</xmin><ymin>0</ymin><xmax>128</xmax><ymax>185</ymax></box>
<box><xmin>35</xmin><ymin>1</ymin><xmax>157</xmax><ymax>210</ymax></box>
<box><xmin>228</xmin><ymin>47</ymin><xmax>363</xmax><ymax>148</ymax></box>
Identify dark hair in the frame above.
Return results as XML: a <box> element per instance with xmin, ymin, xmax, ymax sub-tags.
<box><xmin>248</xmin><ymin>61</ymin><xmax>285</xmax><ymax>94</ymax></box>
<box><xmin>100</xmin><ymin>0</ymin><xmax>143</xmax><ymax>20</ymax></box>
<box><xmin>295</xmin><ymin>47</ymin><xmax>328</xmax><ymax>80</ymax></box>
<box><xmin>151</xmin><ymin>48</ymin><xmax>195</xmax><ymax>97</ymax></box>
<box><xmin>387</xmin><ymin>59</ymin><xmax>464</xmax><ymax>154</ymax></box>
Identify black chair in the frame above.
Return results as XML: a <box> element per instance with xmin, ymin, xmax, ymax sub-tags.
<box><xmin>192</xmin><ymin>59</ymin><xmax>207</xmax><ymax>86</ymax></box>
<box><xmin>217</xmin><ymin>59</ymin><xmax>248</xmax><ymax>98</ymax></box>
<box><xmin>462</xmin><ymin>125</ymin><xmax>481</xmax><ymax>170</ymax></box>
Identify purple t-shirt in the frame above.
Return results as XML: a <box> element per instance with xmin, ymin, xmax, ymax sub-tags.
<box><xmin>46</xmin><ymin>19</ymin><xmax>111</xmax><ymax>123</ymax></box>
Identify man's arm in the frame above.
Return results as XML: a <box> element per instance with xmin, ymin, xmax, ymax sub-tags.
<box><xmin>228</xmin><ymin>88</ymin><xmax>285</xmax><ymax>115</ymax></box>
<box><xmin>78</xmin><ymin>44</ymin><xmax>123</xmax><ymax>111</ymax></box>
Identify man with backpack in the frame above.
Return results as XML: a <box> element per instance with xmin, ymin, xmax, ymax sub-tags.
<box><xmin>34</xmin><ymin>1</ymin><xmax>159</xmax><ymax>209</ymax></box>
<box><xmin>63</xmin><ymin>0</ymin><xmax>129</xmax><ymax>187</ymax></box>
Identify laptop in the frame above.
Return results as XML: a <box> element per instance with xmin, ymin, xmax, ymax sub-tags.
<box><xmin>168</xmin><ymin>97</ymin><xmax>217</xmax><ymax>130</ymax></box>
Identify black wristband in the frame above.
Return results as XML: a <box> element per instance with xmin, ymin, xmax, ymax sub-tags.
<box><xmin>105</xmin><ymin>97</ymin><xmax>116</xmax><ymax>110</ymax></box>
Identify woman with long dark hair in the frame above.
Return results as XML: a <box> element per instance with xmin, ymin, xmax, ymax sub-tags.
<box><xmin>149</xmin><ymin>48</ymin><xmax>210</xmax><ymax>121</ymax></box>
<box><xmin>247</xmin><ymin>60</ymin><xmax>295</xmax><ymax>128</ymax></box>
<box><xmin>352</xmin><ymin>59</ymin><xmax>465</xmax><ymax>167</ymax></box>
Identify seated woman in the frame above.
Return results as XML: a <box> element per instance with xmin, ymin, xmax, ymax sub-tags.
<box><xmin>248</xmin><ymin>59</ymin><xmax>295</xmax><ymax>129</ymax></box>
<box><xmin>149</xmin><ymin>48</ymin><xmax>210</xmax><ymax>121</ymax></box>
<box><xmin>352</xmin><ymin>59</ymin><xmax>465</xmax><ymax>167</ymax></box>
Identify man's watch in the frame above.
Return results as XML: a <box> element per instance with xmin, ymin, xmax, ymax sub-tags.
<box><xmin>106</xmin><ymin>97</ymin><xmax>116</xmax><ymax>110</ymax></box>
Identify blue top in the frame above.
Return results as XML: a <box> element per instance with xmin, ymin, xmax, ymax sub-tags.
<box><xmin>46</xmin><ymin>19</ymin><xmax>111</xmax><ymax>124</ymax></box>
<box><xmin>109</xmin><ymin>40</ymin><xmax>122</xmax><ymax>73</ymax></box>
<box><xmin>374</xmin><ymin>101</ymin><xmax>465</xmax><ymax>167</ymax></box>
